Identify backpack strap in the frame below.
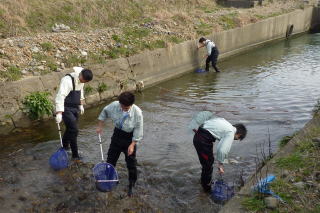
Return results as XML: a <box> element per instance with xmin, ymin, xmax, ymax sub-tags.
<box><xmin>65</xmin><ymin>74</ymin><xmax>75</xmax><ymax>91</ymax></box>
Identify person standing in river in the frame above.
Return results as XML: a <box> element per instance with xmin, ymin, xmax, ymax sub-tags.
<box><xmin>96</xmin><ymin>91</ymin><xmax>143</xmax><ymax>197</ymax></box>
<box><xmin>197</xmin><ymin>37</ymin><xmax>220</xmax><ymax>72</ymax></box>
<box><xmin>189</xmin><ymin>111</ymin><xmax>247</xmax><ymax>192</ymax></box>
<box><xmin>55</xmin><ymin>67</ymin><xmax>93</xmax><ymax>161</ymax></box>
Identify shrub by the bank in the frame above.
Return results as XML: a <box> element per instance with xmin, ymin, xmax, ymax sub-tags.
<box><xmin>23</xmin><ymin>91</ymin><xmax>54</xmax><ymax>120</ymax></box>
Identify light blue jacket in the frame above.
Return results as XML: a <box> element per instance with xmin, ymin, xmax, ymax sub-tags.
<box><xmin>98</xmin><ymin>101</ymin><xmax>143</xmax><ymax>143</ymax></box>
<box><xmin>190</xmin><ymin>111</ymin><xmax>236</xmax><ymax>163</ymax></box>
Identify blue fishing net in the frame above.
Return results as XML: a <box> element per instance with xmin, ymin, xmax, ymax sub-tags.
<box><xmin>93</xmin><ymin>162</ymin><xmax>119</xmax><ymax>192</ymax></box>
<box><xmin>195</xmin><ymin>68</ymin><xmax>207</xmax><ymax>73</ymax></box>
<box><xmin>49</xmin><ymin>147</ymin><xmax>69</xmax><ymax>170</ymax></box>
<box><xmin>211</xmin><ymin>179</ymin><xmax>234</xmax><ymax>203</ymax></box>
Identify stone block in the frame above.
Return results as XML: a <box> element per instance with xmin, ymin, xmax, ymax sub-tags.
<box><xmin>99</xmin><ymin>90</ymin><xmax>114</xmax><ymax>101</ymax></box>
<box><xmin>11</xmin><ymin>110</ymin><xmax>33</xmax><ymax>128</ymax></box>
<box><xmin>40</xmin><ymin>72</ymin><xmax>60</xmax><ymax>94</ymax></box>
<box><xmin>85</xmin><ymin>93</ymin><xmax>100</xmax><ymax>105</ymax></box>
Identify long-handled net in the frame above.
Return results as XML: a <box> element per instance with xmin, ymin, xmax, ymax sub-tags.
<box><xmin>93</xmin><ymin>134</ymin><xmax>119</xmax><ymax>192</ymax></box>
<box><xmin>49</xmin><ymin>123</ymin><xmax>69</xmax><ymax>170</ymax></box>
<box><xmin>211</xmin><ymin>174</ymin><xmax>234</xmax><ymax>204</ymax></box>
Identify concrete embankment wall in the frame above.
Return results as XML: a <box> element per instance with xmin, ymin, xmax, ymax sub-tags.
<box><xmin>0</xmin><ymin>7</ymin><xmax>319</xmax><ymax>135</ymax></box>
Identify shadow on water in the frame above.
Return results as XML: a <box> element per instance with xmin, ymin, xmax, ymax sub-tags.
<box><xmin>0</xmin><ymin>33</ymin><xmax>320</xmax><ymax>212</ymax></box>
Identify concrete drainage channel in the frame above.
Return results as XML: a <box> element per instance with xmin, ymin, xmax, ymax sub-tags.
<box><xmin>0</xmin><ymin>7</ymin><xmax>319</xmax><ymax>135</ymax></box>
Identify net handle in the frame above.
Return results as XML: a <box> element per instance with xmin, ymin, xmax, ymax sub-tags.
<box><xmin>98</xmin><ymin>134</ymin><xmax>105</xmax><ymax>161</ymax></box>
<box><xmin>57</xmin><ymin>123</ymin><xmax>63</xmax><ymax>147</ymax></box>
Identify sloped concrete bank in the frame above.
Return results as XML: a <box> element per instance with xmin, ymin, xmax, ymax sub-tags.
<box><xmin>0</xmin><ymin>7</ymin><xmax>319</xmax><ymax>135</ymax></box>
<box><xmin>219</xmin><ymin>113</ymin><xmax>320</xmax><ymax>213</ymax></box>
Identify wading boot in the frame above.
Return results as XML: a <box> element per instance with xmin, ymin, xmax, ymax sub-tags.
<box><xmin>128</xmin><ymin>182</ymin><xmax>135</xmax><ymax>197</ymax></box>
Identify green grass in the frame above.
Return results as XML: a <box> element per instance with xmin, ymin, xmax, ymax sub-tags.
<box><xmin>40</xmin><ymin>42</ymin><xmax>55</xmax><ymax>51</ymax></box>
<box><xmin>97</xmin><ymin>82</ymin><xmax>108</xmax><ymax>93</ymax></box>
<box><xmin>84</xmin><ymin>85</ymin><xmax>94</xmax><ymax>95</ymax></box>
<box><xmin>0</xmin><ymin>65</ymin><xmax>22</xmax><ymax>81</ymax></box>
<box><xmin>279</xmin><ymin>135</ymin><xmax>293</xmax><ymax>148</ymax></box>
<box><xmin>168</xmin><ymin>36</ymin><xmax>184</xmax><ymax>44</ymax></box>
<box><xmin>196</xmin><ymin>22</ymin><xmax>212</xmax><ymax>36</ymax></box>
<box><xmin>219</xmin><ymin>12</ymin><xmax>238</xmax><ymax>30</ymax></box>
<box><xmin>275</xmin><ymin>153</ymin><xmax>304</xmax><ymax>170</ymax></box>
<box><xmin>242</xmin><ymin>196</ymin><xmax>266</xmax><ymax>212</ymax></box>
<box><xmin>63</xmin><ymin>54</ymin><xmax>87</xmax><ymax>67</ymax></box>
<box><xmin>124</xmin><ymin>26</ymin><xmax>150</xmax><ymax>39</ymax></box>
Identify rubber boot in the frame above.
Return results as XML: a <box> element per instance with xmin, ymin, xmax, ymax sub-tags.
<box><xmin>128</xmin><ymin>181</ymin><xmax>135</xmax><ymax>197</ymax></box>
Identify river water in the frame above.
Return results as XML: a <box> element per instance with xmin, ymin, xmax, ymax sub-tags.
<box><xmin>1</xmin><ymin>33</ymin><xmax>320</xmax><ymax>212</ymax></box>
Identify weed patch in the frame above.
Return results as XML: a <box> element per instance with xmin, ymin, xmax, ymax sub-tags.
<box><xmin>0</xmin><ymin>65</ymin><xmax>22</xmax><ymax>81</ymax></box>
<box><xmin>275</xmin><ymin>153</ymin><xmax>304</xmax><ymax>170</ymax></box>
<box><xmin>23</xmin><ymin>91</ymin><xmax>53</xmax><ymax>120</ymax></box>
<box><xmin>40</xmin><ymin>42</ymin><xmax>55</xmax><ymax>51</ymax></box>
<box><xmin>84</xmin><ymin>85</ymin><xmax>94</xmax><ymax>95</ymax></box>
<box><xmin>97</xmin><ymin>82</ymin><xmax>108</xmax><ymax>93</ymax></box>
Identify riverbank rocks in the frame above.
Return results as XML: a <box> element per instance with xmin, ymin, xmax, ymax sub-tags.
<box><xmin>52</xmin><ymin>23</ymin><xmax>71</xmax><ymax>32</ymax></box>
<box><xmin>264</xmin><ymin>196</ymin><xmax>279</xmax><ymax>209</ymax></box>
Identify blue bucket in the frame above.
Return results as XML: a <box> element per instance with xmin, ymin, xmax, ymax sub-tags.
<box><xmin>49</xmin><ymin>147</ymin><xmax>69</xmax><ymax>170</ymax></box>
<box><xmin>195</xmin><ymin>68</ymin><xmax>207</xmax><ymax>73</ymax></box>
<box><xmin>93</xmin><ymin>162</ymin><xmax>119</xmax><ymax>192</ymax></box>
<box><xmin>211</xmin><ymin>180</ymin><xmax>234</xmax><ymax>204</ymax></box>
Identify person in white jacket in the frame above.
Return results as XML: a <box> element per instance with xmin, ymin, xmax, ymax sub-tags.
<box><xmin>55</xmin><ymin>67</ymin><xmax>93</xmax><ymax>160</ymax></box>
<box><xmin>197</xmin><ymin>37</ymin><xmax>220</xmax><ymax>72</ymax></box>
<box><xmin>189</xmin><ymin>111</ymin><xmax>247</xmax><ymax>192</ymax></box>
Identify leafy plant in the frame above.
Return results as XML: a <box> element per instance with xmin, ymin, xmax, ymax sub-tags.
<box><xmin>84</xmin><ymin>85</ymin><xmax>94</xmax><ymax>95</ymax></box>
<box><xmin>23</xmin><ymin>91</ymin><xmax>54</xmax><ymax>120</ymax></box>
<box><xmin>241</xmin><ymin>196</ymin><xmax>266</xmax><ymax>212</ymax></box>
<box><xmin>97</xmin><ymin>82</ymin><xmax>108</xmax><ymax>93</ymax></box>
<box><xmin>276</xmin><ymin>153</ymin><xmax>304</xmax><ymax>170</ymax></box>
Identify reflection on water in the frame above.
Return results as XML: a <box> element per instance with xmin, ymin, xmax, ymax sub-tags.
<box><xmin>1</xmin><ymin>33</ymin><xmax>320</xmax><ymax>212</ymax></box>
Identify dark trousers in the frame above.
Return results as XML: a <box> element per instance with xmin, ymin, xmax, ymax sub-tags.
<box><xmin>206</xmin><ymin>47</ymin><xmax>220</xmax><ymax>72</ymax></box>
<box><xmin>193</xmin><ymin>127</ymin><xmax>216</xmax><ymax>190</ymax></box>
<box><xmin>62</xmin><ymin>107</ymin><xmax>79</xmax><ymax>158</ymax></box>
<box><xmin>107</xmin><ymin>128</ymin><xmax>137</xmax><ymax>184</ymax></box>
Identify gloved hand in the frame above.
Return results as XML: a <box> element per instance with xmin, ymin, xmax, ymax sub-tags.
<box><xmin>79</xmin><ymin>105</ymin><xmax>84</xmax><ymax>115</ymax></box>
<box><xmin>55</xmin><ymin>113</ymin><xmax>62</xmax><ymax>123</ymax></box>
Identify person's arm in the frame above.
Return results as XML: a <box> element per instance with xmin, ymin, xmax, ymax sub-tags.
<box><xmin>129</xmin><ymin>111</ymin><xmax>143</xmax><ymax>155</ymax></box>
<box><xmin>216</xmin><ymin>131</ymin><xmax>235</xmax><ymax>173</ymax></box>
<box><xmin>55</xmin><ymin>77</ymin><xmax>72</xmax><ymax>113</ymax></box>
<box><xmin>96</xmin><ymin>104</ymin><xmax>112</xmax><ymax>134</ymax></box>
<box><xmin>96</xmin><ymin>120</ymin><xmax>105</xmax><ymax>134</ymax></box>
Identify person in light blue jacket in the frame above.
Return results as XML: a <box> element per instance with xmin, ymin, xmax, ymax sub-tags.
<box><xmin>189</xmin><ymin>111</ymin><xmax>247</xmax><ymax>192</ymax></box>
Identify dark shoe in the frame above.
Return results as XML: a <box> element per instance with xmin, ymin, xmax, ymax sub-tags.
<box><xmin>72</xmin><ymin>156</ymin><xmax>83</xmax><ymax>163</ymax></box>
<box><xmin>202</xmin><ymin>183</ymin><xmax>212</xmax><ymax>193</ymax></box>
<box><xmin>216</xmin><ymin>70</ymin><xmax>220</xmax><ymax>72</ymax></box>
<box><xmin>128</xmin><ymin>182</ymin><xmax>135</xmax><ymax>197</ymax></box>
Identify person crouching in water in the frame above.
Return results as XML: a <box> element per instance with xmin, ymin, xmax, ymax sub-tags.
<box><xmin>190</xmin><ymin>111</ymin><xmax>247</xmax><ymax>192</ymax></box>
<box><xmin>96</xmin><ymin>91</ymin><xmax>143</xmax><ymax>196</ymax></box>
<box><xmin>197</xmin><ymin>37</ymin><xmax>220</xmax><ymax>72</ymax></box>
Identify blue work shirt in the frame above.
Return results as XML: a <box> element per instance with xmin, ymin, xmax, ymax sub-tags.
<box><xmin>98</xmin><ymin>101</ymin><xmax>143</xmax><ymax>143</ymax></box>
<box><xmin>190</xmin><ymin>111</ymin><xmax>236</xmax><ymax>163</ymax></box>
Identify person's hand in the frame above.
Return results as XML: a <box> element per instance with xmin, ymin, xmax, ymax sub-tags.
<box><xmin>79</xmin><ymin>105</ymin><xmax>84</xmax><ymax>115</ymax></box>
<box><xmin>217</xmin><ymin>163</ymin><xmax>225</xmax><ymax>174</ymax></box>
<box><xmin>203</xmin><ymin>55</ymin><xmax>208</xmax><ymax>58</ymax></box>
<box><xmin>128</xmin><ymin>142</ymin><xmax>136</xmax><ymax>156</ymax></box>
<box><xmin>96</xmin><ymin>127</ymin><xmax>103</xmax><ymax>134</ymax></box>
<box><xmin>55</xmin><ymin>113</ymin><xmax>62</xmax><ymax>123</ymax></box>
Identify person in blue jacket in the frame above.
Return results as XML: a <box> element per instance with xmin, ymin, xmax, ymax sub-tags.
<box><xmin>189</xmin><ymin>111</ymin><xmax>247</xmax><ymax>192</ymax></box>
<box><xmin>198</xmin><ymin>37</ymin><xmax>220</xmax><ymax>72</ymax></box>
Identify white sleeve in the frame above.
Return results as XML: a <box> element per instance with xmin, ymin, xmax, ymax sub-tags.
<box><xmin>55</xmin><ymin>77</ymin><xmax>72</xmax><ymax>112</ymax></box>
<box><xmin>216</xmin><ymin>131</ymin><xmax>235</xmax><ymax>163</ymax></box>
<box><xmin>133</xmin><ymin>112</ymin><xmax>143</xmax><ymax>143</ymax></box>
